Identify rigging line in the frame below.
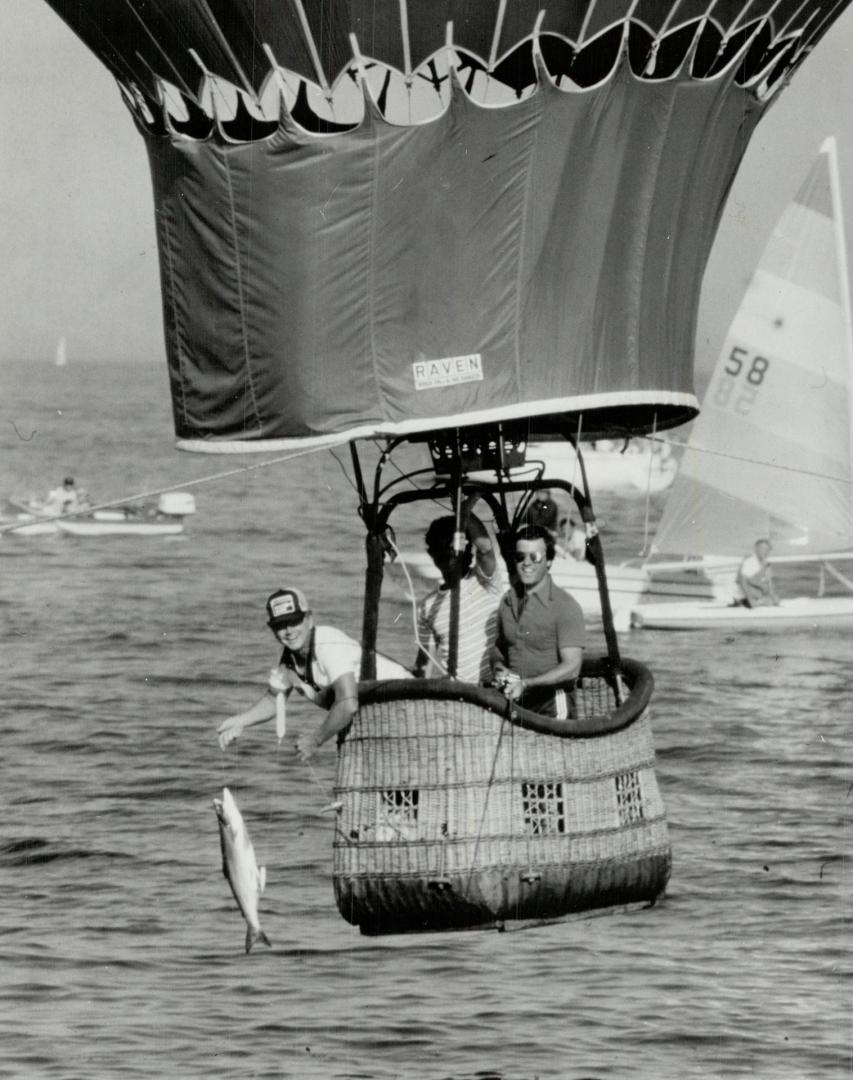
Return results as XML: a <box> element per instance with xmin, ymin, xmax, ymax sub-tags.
<box><xmin>329</xmin><ymin>441</ymin><xmax>450</xmax><ymax>513</ymax></box>
<box><xmin>385</xmin><ymin>534</ymin><xmax>448</xmax><ymax>676</ymax></box>
<box><xmin>0</xmin><ymin>446</ymin><xmax>324</xmax><ymax>536</ymax></box>
<box><xmin>462</xmin><ymin>711</ymin><xmax>508</xmax><ymax>901</ymax></box>
<box><xmin>399</xmin><ymin>0</ymin><xmax>413</xmax><ymax>78</ymax></box>
<box><xmin>292</xmin><ymin>0</ymin><xmax>333</xmax><ymax>96</ymax></box>
<box><xmin>488</xmin><ymin>0</ymin><xmax>509</xmax><ymax>70</ymax></box>
<box><xmin>118</xmin><ymin>0</ymin><xmax>195</xmax><ymax>98</ymax></box>
<box><xmin>640</xmin><ymin>414</ymin><xmax>657</xmax><ymax>557</ymax></box>
<box><xmin>328</xmin><ymin>448</ymin><xmax>362</xmax><ymax>495</ymax></box>
<box><xmin>196</xmin><ymin>0</ymin><xmax>259</xmax><ymax>100</ymax></box>
<box><xmin>305</xmin><ymin>757</ymin><xmax>335</xmax><ymax>804</ymax></box>
<box><xmin>645</xmin><ymin>436</ymin><xmax>853</xmax><ymax>486</ymax></box>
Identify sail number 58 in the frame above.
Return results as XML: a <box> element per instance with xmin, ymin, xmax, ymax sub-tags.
<box><xmin>713</xmin><ymin>346</ymin><xmax>770</xmax><ymax>414</ymax></box>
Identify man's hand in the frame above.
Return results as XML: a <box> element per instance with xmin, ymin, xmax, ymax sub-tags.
<box><xmin>296</xmin><ymin>731</ymin><xmax>321</xmax><ymax>763</ymax></box>
<box><xmin>217</xmin><ymin>716</ymin><xmax>244</xmax><ymax>749</ymax></box>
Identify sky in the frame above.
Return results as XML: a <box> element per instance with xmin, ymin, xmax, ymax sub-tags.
<box><xmin>1</xmin><ymin>1</ymin><xmax>852</xmax><ymax>380</ymax></box>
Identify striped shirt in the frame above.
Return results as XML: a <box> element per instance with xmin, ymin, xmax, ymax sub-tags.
<box><xmin>417</xmin><ymin>564</ymin><xmax>504</xmax><ymax>683</ymax></box>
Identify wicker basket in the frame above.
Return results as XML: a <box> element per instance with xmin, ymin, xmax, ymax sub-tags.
<box><xmin>333</xmin><ymin>661</ymin><xmax>671</xmax><ymax>934</ymax></box>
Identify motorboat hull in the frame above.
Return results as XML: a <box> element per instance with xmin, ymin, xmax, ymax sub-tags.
<box><xmin>57</xmin><ymin>517</ymin><xmax>184</xmax><ymax>537</ymax></box>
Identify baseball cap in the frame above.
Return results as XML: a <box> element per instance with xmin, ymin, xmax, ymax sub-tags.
<box><xmin>266</xmin><ymin>587</ymin><xmax>310</xmax><ymax>629</ymax></box>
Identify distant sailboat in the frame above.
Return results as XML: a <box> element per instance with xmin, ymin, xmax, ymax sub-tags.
<box><xmin>632</xmin><ymin>137</ymin><xmax>853</xmax><ymax>630</ymax></box>
<box><xmin>527</xmin><ymin>437</ymin><xmax>678</xmax><ymax>494</ymax></box>
<box><xmin>55</xmin><ymin>337</ymin><xmax>68</xmax><ymax>368</ymax></box>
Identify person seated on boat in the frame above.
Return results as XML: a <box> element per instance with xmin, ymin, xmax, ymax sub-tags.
<box><xmin>527</xmin><ymin>491</ymin><xmax>586</xmax><ymax>562</ymax></box>
<box><xmin>490</xmin><ymin>524</ymin><xmax>586</xmax><ymax>718</ymax></box>
<box><xmin>217</xmin><ymin>587</ymin><xmax>411</xmax><ymax>762</ymax></box>
<box><xmin>562</xmin><ymin>517</ymin><xmax>588</xmax><ymax>562</ymax></box>
<box><xmin>413</xmin><ymin>495</ymin><xmax>503</xmax><ymax>683</ymax></box>
<box><xmin>734</xmin><ymin>539</ymin><xmax>780</xmax><ymax>608</ymax></box>
<box><xmin>41</xmin><ymin>476</ymin><xmax>88</xmax><ymax>516</ymax></box>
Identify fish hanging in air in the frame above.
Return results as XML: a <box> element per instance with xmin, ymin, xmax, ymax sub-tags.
<box><xmin>213</xmin><ymin>786</ymin><xmax>271</xmax><ymax>953</ymax></box>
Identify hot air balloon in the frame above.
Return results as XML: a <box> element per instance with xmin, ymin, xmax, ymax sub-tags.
<box><xmin>44</xmin><ymin>0</ymin><xmax>849</xmax><ymax>934</ymax></box>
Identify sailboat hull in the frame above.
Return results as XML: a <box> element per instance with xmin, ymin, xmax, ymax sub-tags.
<box><xmin>631</xmin><ymin>596</ymin><xmax>853</xmax><ymax>631</ymax></box>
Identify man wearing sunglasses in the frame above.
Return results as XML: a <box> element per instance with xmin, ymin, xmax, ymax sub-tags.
<box><xmin>217</xmin><ymin>587</ymin><xmax>410</xmax><ymax>761</ymax></box>
<box><xmin>491</xmin><ymin>524</ymin><xmax>586</xmax><ymax>718</ymax></box>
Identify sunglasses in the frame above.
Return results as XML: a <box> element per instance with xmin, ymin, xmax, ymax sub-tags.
<box><xmin>514</xmin><ymin>551</ymin><xmax>546</xmax><ymax>564</ymax></box>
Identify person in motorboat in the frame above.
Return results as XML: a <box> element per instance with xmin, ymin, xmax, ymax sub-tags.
<box><xmin>734</xmin><ymin>539</ymin><xmax>780</xmax><ymax>608</ymax></box>
<box><xmin>413</xmin><ymin>496</ymin><xmax>503</xmax><ymax>683</ymax></box>
<box><xmin>217</xmin><ymin>587</ymin><xmax>411</xmax><ymax>762</ymax></box>
<box><xmin>40</xmin><ymin>476</ymin><xmax>89</xmax><ymax>516</ymax></box>
<box><xmin>491</xmin><ymin>524</ymin><xmax>586</xmax><ymax>718</ymax></box>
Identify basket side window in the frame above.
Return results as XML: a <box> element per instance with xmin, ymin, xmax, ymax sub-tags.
<box><xmin>522</xmin><ymin>781</ymin><xmax>565</xmax><ymax>835</ymax></box>
<box><xmin>374</xmin><ymin>788</ymin><xmax>420</xmax><ymax>841</ymax></box>
<box><xmin>615</xmin><ymin>771</ymin><xmax>644</xmax><ymax>824</ymax></box>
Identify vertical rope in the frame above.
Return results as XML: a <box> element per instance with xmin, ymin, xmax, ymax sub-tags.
<box><xmin>640</xmin><ymin>414</ymin><xmax>658</xmax><ymax>556</ymax></box>
<box><xmin>462</xmin><ymin>710</ymin><xmax>509</xmax><ymax>900</ymax></box>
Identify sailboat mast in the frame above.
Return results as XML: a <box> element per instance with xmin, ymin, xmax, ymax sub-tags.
<box><xmin>824</xmin><ymin>136</ymin><xmax>853</xmax><ymax>475</ymax></box>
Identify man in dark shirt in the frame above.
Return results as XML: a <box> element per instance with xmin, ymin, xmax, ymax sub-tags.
<box><xmin>491</xmin><ymin>524</ymin><xmax>585</xmax><ymax>718</ymax></box>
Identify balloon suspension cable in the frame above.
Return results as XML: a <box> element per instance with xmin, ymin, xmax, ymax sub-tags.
<box><xmin>348</xmin><ymin>33</ymin><xmax>368</xmax><ymax>90</ymax></box>
<box><xmin>398</xmin><ymin>0</ymin><xmax>413</xmax><ymax>79</ymax></box>
<box><xmin>262</xmin><ymin>43</ymin><xmax>293</xmax><ymax>104</ymax></box>
<box><xmin>640</xmin><ymin>413</ymin><xmax>658</xmax><ymax>557</ymax></box>
<box><xmin>195</xmin><ymin>0</ymin><xmax>258</xmax><ymax>100</ymax></box>
<box><xmin>488</xmin><ymin>0</ymin><xmax>509</xmax><ymax>72</ymax></box>
<box><xmin>349</xmin><ymin>442</ymin><xmax>370</xmax><ymax>515</ymax></box>
<box><xmin>292</xmin><ymin>0</ymin><xmax>333</xmax><ymax>102</ymax></box>
<box><xmin>188</xmin><ymin>48</ymin><xmax>238</xmax><ymax>117</ymax></box>
<box><xmin>571</xmin><ymin>414</ymin><xmax>583</xmax><ymax>494</ymax></box>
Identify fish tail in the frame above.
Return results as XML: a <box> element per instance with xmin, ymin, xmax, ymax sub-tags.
<box><xmin>245</xmin><ymin>925</ymin><xmax>271</xmax><ymax>953</ymax></box>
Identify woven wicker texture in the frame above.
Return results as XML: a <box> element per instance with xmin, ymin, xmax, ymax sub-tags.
<box><xmin>332</xmin><ymin>674</ymin><xmax>671</xmax><ymax>932</ymax></box>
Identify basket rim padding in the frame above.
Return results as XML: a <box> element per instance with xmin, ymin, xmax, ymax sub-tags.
<box><xmin>357</xmin><ymin>656</ymin><xmax>653</xmax><ymax>739</ymax></box>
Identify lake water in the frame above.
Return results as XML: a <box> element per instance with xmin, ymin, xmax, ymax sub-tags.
<box><xmin>0</xmin><ymin>360</ymin><xmax>848</xmax><ymax>1079</ymax></box>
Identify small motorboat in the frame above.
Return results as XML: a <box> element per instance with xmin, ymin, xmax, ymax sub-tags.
<box><xmin>2</xmin><ymin>492</ymin><xmax>196</xmax><ymax>538</ymax></box>
<box><xmin>57</xmin><ymin>493</ymin><xmax>196</xmax><ymax>536</ymax></box>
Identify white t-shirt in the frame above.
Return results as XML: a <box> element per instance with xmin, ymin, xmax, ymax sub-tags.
<box><xmin>277</xmin><ymin>625</ymin><xmax>410</xmax><ymax>704</ymax></box>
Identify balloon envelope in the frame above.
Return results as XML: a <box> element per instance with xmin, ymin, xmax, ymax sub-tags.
<box><xmin>44</xmin><ymin>0</ymin><xmax>850</xmax><ymax>450</ymax></box>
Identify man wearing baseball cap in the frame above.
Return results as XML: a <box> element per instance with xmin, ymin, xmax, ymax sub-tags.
<box><xmin>217</xmin><ymin>587</ymin><xmax>410</xmax><ymax>761</ymax></box>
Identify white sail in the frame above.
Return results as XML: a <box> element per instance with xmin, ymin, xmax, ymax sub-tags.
<box><xmin>55</xmin><ymin>337</ymin><xmax>68</xmax><ymax>367</ymax></box>
<box><xmin>652</xmin><ymin>137</ymin><xmax>853</xmax><ymax>558</ymax></box>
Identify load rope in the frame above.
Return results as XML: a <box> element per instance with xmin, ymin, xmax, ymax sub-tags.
<box><xmin>0</xmin><ymin>445</ymin><xmax>324</xmax><ymax>535</ymax></box>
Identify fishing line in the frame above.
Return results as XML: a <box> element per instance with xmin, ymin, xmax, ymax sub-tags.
<box><xmin>462</xmin><ymin>711</ymin><xmax>508</xmax><ymax>901</ymax></box>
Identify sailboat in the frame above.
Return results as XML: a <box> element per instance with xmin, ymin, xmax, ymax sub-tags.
<box><xmin>631</xmin><ymin>137</ymin><xmax>853</xmax><ymax>631</ymax></box>
<box><xmin>527</xmin><ymin>437</ymin><xmax>677</xmax><ymax>494</ymax></box>
<box><xmin>54</xmin><ymin>337</ymin><xmax>68</xmax><ymax>368</ymax></box>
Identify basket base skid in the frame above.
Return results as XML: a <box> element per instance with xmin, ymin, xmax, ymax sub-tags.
<box><xmin>335</xmin><ymin>851</ymin><xmax>671</xmax><ymax>936</ymax></box>
<box><xmin>357</xmin><ymin>897</ymin><xmax>662</xmax><ymax>937</ymax></box>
